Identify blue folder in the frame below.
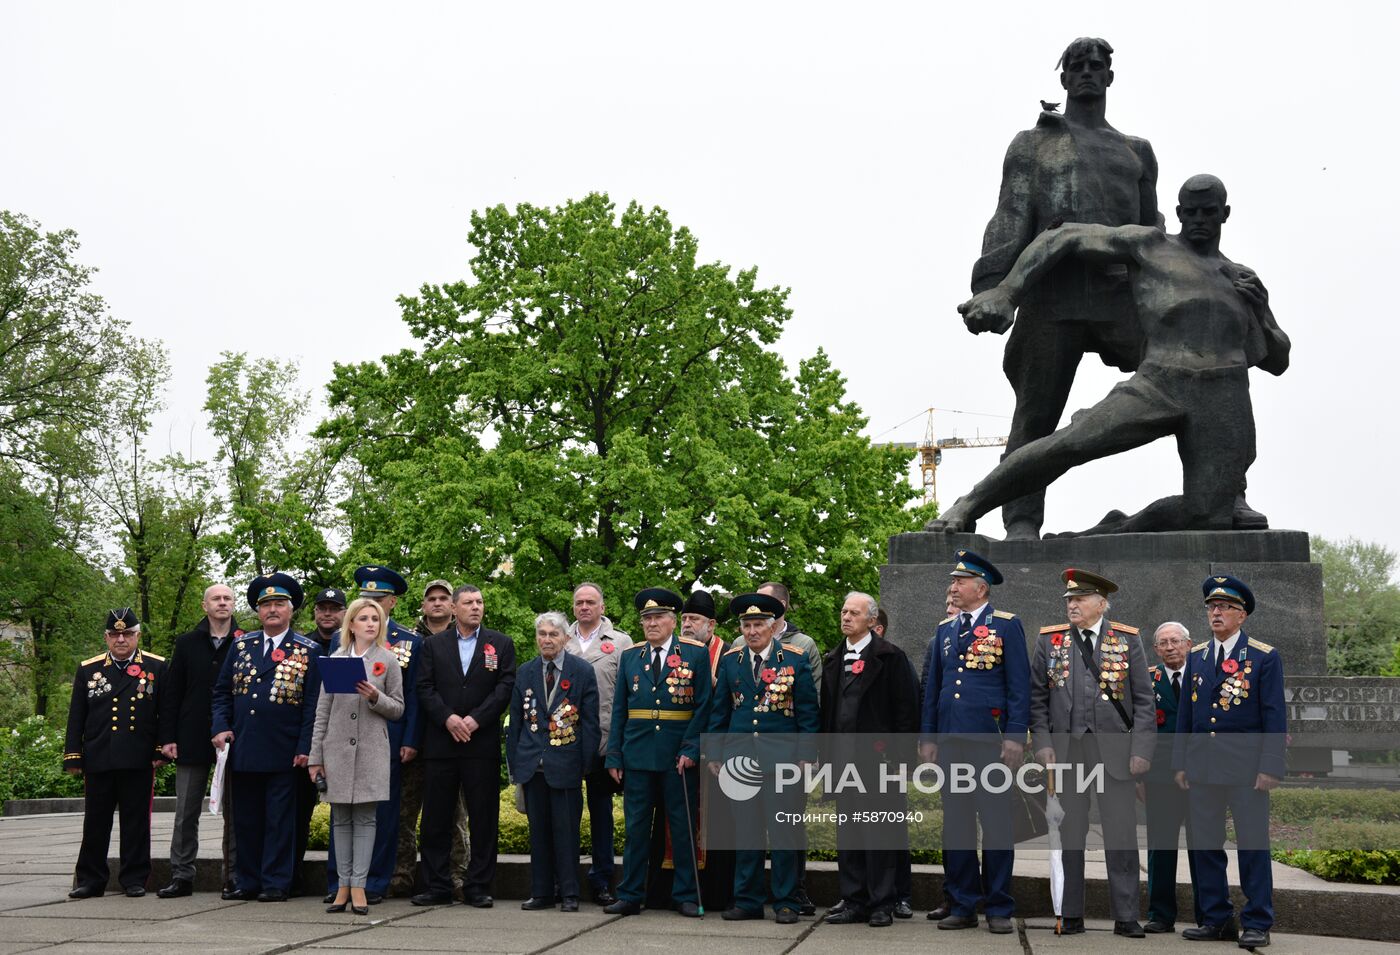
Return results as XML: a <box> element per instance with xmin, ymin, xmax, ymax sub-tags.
<box><xmin>318</xmin><ymin>656</ymin><xmax>368</xmax><ymax>694</ymax></box>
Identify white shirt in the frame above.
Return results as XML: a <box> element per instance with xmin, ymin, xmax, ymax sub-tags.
<box><xmin>844</xmin><ymin>633</ymin><xmax>872</xmax><ymax>656</ymax></box>
<box><xmin>958</xmin><ymin>601</ymin><xmax>989</xmax><ymax>626</ymax></box>
<box><xmin>263</xmin><ymin>628</ymin><xmax>289</xmax><ymax>655</ymax></box>
<box><xmin>1211</xmin><ymin>630</ymin><xmax>1242</xmax><ymax>662</ymax></box>
<box><xmin>1165</xmin><ymin>665</ymin><xmax>1185</xmax><ymax>684</ymax></box>
<box><xmin>751</xmin><ymin>640</ymin><xmax>774</xmax><ymax>665</ymax></box>
<box><xmin>1076</xmin><ymin>617</ymin><xmax>1105</xmax><ymax>650</ymax></box>
<box><xmin>574</xmin><ymin>621</ymin><xmax>601</xmax><ymax>652</ymax></box>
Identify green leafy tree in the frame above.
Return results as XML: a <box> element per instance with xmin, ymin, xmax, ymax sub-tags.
<box><xmin>1314</xmin><ymin>536</ymin><xmax>1400</xmax><ymax>676</ymax></box>
<box><xmin>320</xmin><ymin>194</ymin><xmax>926</xmax><ymax>649</ymax></box>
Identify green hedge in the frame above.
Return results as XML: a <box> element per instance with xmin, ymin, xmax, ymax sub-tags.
<box><xmin>0</xmin><ymin>715</ymin><xmax>177</xmax><ymax>803</ymax></box>
<box><xmin>1271</xmin><ymin>788</ymin><xmax>1400</xmax><ymax>824</ymax></box>
<box><xmin>1273</xmin><ymin>848</ymin><xmax>1400</xmax><ymax>885</ymax></box>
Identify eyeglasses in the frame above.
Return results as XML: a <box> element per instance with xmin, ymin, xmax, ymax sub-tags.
<box><xmin>1154</xmin><ymin>638</ymin><xmax>1187</xmax><ymax>647</ymax></box>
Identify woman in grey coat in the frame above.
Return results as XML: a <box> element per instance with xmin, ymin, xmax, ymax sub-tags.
<box><xmin>308</xmin><ymin>597</ymin><xmax>404</xmax><ymax>914</ymax></box>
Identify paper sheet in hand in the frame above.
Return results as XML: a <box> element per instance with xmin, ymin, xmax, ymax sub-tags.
<box><xmin>318</xmin><ymin>656</ymin><xmax>367</xmax><ymax>693</ymax></box>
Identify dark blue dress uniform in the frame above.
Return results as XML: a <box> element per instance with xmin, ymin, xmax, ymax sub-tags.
<box><xmin>706</xmin><ymin>594</ymin><xmax>820</xmax><ymax>919</ymax></box>
<box><xmin>1173</xmin><ymin>576</ymin><xmax>1285</xmax><ymax>939</ymax></box>
<box><xmin>64</xmin><ymin>609</ymin><xmax>167</xmax><ymax>897</ymax></box>
<box><xmin>211</xmin><ymin>574</ymin><xmax>322</xmax><ymax>898</ymax></box>
<box><xmin>1144</xmin><ymin>659</ymin><xmax>1201</xmax><ymax>929</ymax></box>
<box><xmin>606</xmin><ymin>589</ymin><xmax>713</xmax><ymax>912</ymax></box>
<box><xmin>506</xmin><ymin>650</ymin><xmax>600</xmax><ymax>905</ymax></box>
<box><xmin>919</xmin><ymin>551</ymin><xmax>1030</xmax><ymax>921</ymax></box>
<box><xmin>327</xmin><ymin>566</ymin><xmax>423</xmax><ymax>898</ymax></box>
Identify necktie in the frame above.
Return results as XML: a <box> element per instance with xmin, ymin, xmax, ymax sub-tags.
<box><xmin>1171</xmin><ymin>671</ymin><xmax>1181</xmax><ymax>701</ymax></box>
<box><xmin>652</xmin><ymin>646</ymin><xmax>664</xmax><ymax>676</ymax></box>
<box><xmin>1215</xmin><ymin>642</ymin><xmax>1224</xmax><ymax>673</ymax></box>
<box><xmin>753</xmin><ymin>651</ymin><xmax>763</xmax><ymax>682</ymax></box>
<box><xmin>546</xmin><ymin>662</ymin><xmax>556</xmax><ymax>696</ymax></box>
<box><xmin>1079</xmin><ymin>627</ymin><xmax>1094</xmax><ymax>656</ymax></box>
<box><xmin>264</xmin><ymin>637</ymin><xmax>277</xmax><ymax>657</ymax></box>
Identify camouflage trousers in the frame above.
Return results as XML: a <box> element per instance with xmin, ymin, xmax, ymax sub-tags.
<box><xmin>391</xmin><ymin>756</ymin><xmax>471</xmax><ymax>894</ymax></box>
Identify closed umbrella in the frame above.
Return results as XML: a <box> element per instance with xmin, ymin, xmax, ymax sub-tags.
<box><xmin>1046</xmin><ymin>779</ymin><xmax>1066</xmax><ymax>933</ymax></box>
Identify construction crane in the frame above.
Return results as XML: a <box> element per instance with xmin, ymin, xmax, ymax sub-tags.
<box><xmin>884</xmin><ymin>408</ymin><xmax>1009</xmax><ymax>508</ymax></box>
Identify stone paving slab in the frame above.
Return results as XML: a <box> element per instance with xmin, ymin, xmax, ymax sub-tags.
<box><xmin>1</xmin><ymin>895</ymin><xmax>242</xmax><ymax>920</ymax></box>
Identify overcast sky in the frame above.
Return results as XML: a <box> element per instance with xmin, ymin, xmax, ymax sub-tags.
<box><xmin>5</xmin><ymin>2</ymin><xmax>1397</xmax><ymax>557</ymax></box>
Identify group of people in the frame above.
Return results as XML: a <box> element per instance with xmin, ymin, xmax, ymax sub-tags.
<box><xmin>63</xmin><ymin>549</ymin><xmax>1285</xmax><ymax>949</ymax></box>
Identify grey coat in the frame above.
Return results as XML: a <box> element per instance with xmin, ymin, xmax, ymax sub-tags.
<box><xmin>565</xmin><ymin>616</ymin><xmax>633</xmax><ymax>754</ymax></box>
<box><xmin>308</xmin><ymin>642</ymin><xmax>404</xmax><ymax>804</ymax></box>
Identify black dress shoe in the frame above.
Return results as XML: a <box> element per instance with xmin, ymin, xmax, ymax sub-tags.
<box><xmin>1184</xmin><ymin>921</ymin><xmax>1239</xmax><ymax>941</ymax></box>
<box><xmin>828</xmin><ymin>899</ymin><xmax>849</xmax><ymax>916</ymax></box>
<box><xmin>938</xmin><ymin>914</ymin><xmax>978</xmax><ymax>930</ymax></box>
<box><xmin>796</xmin><ymin>891</ymin><xmax>816</xmax><ymax>917</ymax></box>
<box><xmin>1238</xmin><ymin>928</ymin><xmax>1270</xmax><ymax>948</ymax></box>
<box><xmin>256</xmin><ymin>890</ymin><xmax>287</xmax><ymax>902</ymax></box>
<box><xmin>561</xmin><ymin>897</ymin><xmax>579</xmax><ymax>912</ymax></box>
<box><xmin>465</xmin><ymin>894</ymin><xmax>493</xmax><ymax>908</ymax></box>
<box><xmin>1059</xmin><ymin>917</ymin><xmax>1085</xmax><ymax>935</ymax></box>
<box><xmin>824</xmin><ymin>908</ymin><xmax>867</xmax><ymax>924</ymax></box>
<box><xmin>521</xmin><ymin>897</ymin><xmax>556</xmax><ymax>910</ymax></box>
<box><xmin>411</xmin><ymin>892</ymin><xmax>454</xmax><ymax>906</ymax></box>
<box><xmin>893</xmin><ymin>900</ymin><xmax>913</xmax><ymax>919</ymax></box>
<box><xmin>1144</xmin><ymin>920</ymin><xmax>1175</xmax><ymax>934</ymax></box>
<box><xmin>157</xmin><ymin>879</ymin><xmax>192</xmax><ymax>898</ymax></box>
<box><xmin>323</xmin><ymin>891</ymin><xmax>338</xmax><ymax>904</ymax></box>
<box><xmin>67</xmin><ymin>885</ymin><xmax>103</xmax><ymax>899</ymax></box>
<box><xmin>722</xmin><ymin>906</ymin><xmax>764</xmax><ymax>920</ymax></box>
<box><xmin>926</xmin><ymin>902</ymin><xmax>951</xmax><ymax>920</ymax></box>
<box><xmin>365</xmin><ymin>891</ymin><xmax>383</xmax><ymax>905</ymax></box>
<box><xmin>351</xmin><ymin>903</ymin><xmax>369</xmax><ymax>915</ymax></box>
<box><xmin>124</xmin><ymin>885</ymin><xmax>147</xmax><ymax>898</ymax></box>
<box><xmin>326</xmin><ymin>902</ymin><xmax>348</xmax><ymax>913</ymax></box>
<box><xmin>988</xmin><ymin>917</ymin><xmax>1014</xmax><ymax>934</ymax></box>
<box><xmin>592</xmin><ymin>887</ymin><xmax>618</xmax><ymax>906</ymax></box>
<box><xmin>222</xmin><ymin>887</ymin><xmax>257</xmax><ymax>901</ymax></box>
<box><xmin>604</xmin><ymin>898</ymin><xmax>641</xmax><ymax>916</ymax></box>
<box><xmin>776</xmin><ymin>909</ymin><xmax>799</xmax><ymax>924</ymax></box>
<box><xmin>1116</xmin><ymin>920</ymin><xmax>1146</xmax><ymax>938</ymax></box>
<box><xmin>678</xmin><ymin>901</ymin><xmax>701</xmax><ymax>918</ymax></box>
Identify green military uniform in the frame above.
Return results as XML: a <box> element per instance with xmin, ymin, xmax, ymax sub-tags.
<box><xmin>605</xmin><ymin>589</ymin><xmax>712</xmax><ymax>913</ymax></box>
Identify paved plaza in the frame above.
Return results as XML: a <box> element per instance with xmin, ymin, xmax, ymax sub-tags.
<box><xmin>1</xmin><ymin>812</ymin><xmax>1396</xmax><ymax>953</ymax></box>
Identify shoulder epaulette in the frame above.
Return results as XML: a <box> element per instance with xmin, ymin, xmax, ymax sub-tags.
<box><xmin>82</xmin><ymin>652</ymin><xmax>107</xmax><ymax>666</ymax></box>
<box><xmin>782</xmin><ymin>643</ymin><xmax>803</xmax><ymax>653</ymax></box>
<box><xmin>938</xmin><ymin>615</ymin><xmax>955</xmax><ymax>625</ymax></box>
<box><xmin>628</xmin><ymin>643</ymin><xmax>650</xmax><ymax>654</ymax></box>
<box><xmin>1110</xmin><ymin>622</ymin><xmax>1139</xmax><ymax>635</ymax></box>
<box><xmin>1248</xmin><ymin>638</ymin><xmax>1275</xmax><ymax>653</ymax></box>
<box><xmin>678</xmin><ymin>637</ymin><xmax>706</xmax><ymax>648</ymax></box>
<box><xmin>292</xmin><ymin>634</ymin><xmax>318</xmax><ymax>649</ymax></box>
<box><xmin>1192</xmin><ymin>641</ymin><xmax>1209</xmax><ymax>652</ymax></box>
<box><xmin>992</xmin><ymin>610</ymin><xmax>1017</xmax><ymax>620</ymax></box>
<box><xmin>722</xmin><ymin>646</ymin><xmax>742</xmax><ymax>656</ymax></box>
<box><xmin>141</xmin><ymin>651</ymin><xmax>165</xmax><ymax>661</ymax></box>
<box><xmin>1040</xmin><ymin>624</ymin><xmax>1070</xmax><ymax>634</ymax></box>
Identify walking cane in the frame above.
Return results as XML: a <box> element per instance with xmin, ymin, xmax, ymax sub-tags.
<box><xmin>679</xmin><ymin>761</ymin><xmax>705</xmax><ymax>916</ymax></box>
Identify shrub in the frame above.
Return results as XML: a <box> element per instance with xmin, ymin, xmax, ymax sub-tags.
<box><xmin>1271</xmin><ymin>788</ymin><xmax>1400</xmax><ymax>824</ymax></box>
<box><xmin>1275</xmin><ymin>848</ymin><xmax>1400</xmax><ymax>885</ymax></box>
<box><xmin>0</xmin><ymin>716</ymin><xmax>83</xmax><ymax>803</ymax></box>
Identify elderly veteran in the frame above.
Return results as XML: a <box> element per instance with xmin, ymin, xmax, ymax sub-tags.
<box><xmin>508</xmin><ymin>611</ymin><xmax>600</xmax><ymax>912</ymax></box>
<box><xmin>604</xmin><ymin>588</ymin><xmax>712</xmax><ymax>917</ymax></box>
<box><xmin>1173</xmin><ymin>576</ymin><xmax>1285</xmax><ymax>950</ymax></box>
<box><xmin>1031</xmin><ymin>569</ymin><xmax>1154</xmax><ymax>938</ymax></box>
<box><xmin>64</xmin><ymin>609</ymin><xmax>168</xmax><ymax>898</ymax></box>
<box><xmin>309</xmin><ymin>597</ymin><xmax>405</xmax><ymax>914</ymax></box>
<box><xmin>211</xmin><ymin>573</ymin><xmax>322</xmax><ymax>902</ymax></box>
<box><xmin>918</xmin><ymin>550</ymin><xmax>1029</xmax><ymax>935</ymax></box>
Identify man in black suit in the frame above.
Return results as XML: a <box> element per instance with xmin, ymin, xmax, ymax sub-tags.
<box><xmin>820</xmin><ymin>592</ymin><xmax>920</xmax><ymax>928</ymax></box>
<box><xmin>156</xmin><ymin>584</ymin><xmax>243</xmax><ymax>897</ymax></box>
<box><xmin>412</xmin><ymin>584</ymin><xmax>517</xmax><ymax>907</ymax></box>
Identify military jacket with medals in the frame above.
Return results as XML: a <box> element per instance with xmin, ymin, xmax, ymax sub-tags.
<box><xmin>211</xmin><ymin>629</ymin><xmax>322</xmax><ymax>773</ymax></box>
<box><xmin>606</xmin><ymin>635</ymin><xmax>713</xmax><ymax>772</ymax></box>
<box><xmin>920</xmin><ymin>605</ymin><xmax>1030</xmax><ymax>738</ymax></box>
<box><xmin>385</xmin><ymin>618</ymin><xmax>423</xmax><ymax>751</ymax></box>
<box><xmin>1172</xmin><ymin>632</ymin><xmax>1286</xmax><ymax>785</ymax></box>
<box><xmin>64</xmin><ymin>648</ymin><xmax>167</xmax><ymax>773</ymax></box>
<box><xmin>707</xmin><ymin>640</ymin><xmax>819</xmax><ymax>765</ymax></box>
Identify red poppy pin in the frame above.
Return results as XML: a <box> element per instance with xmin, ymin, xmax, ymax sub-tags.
<box><xmin>1052</xmin><ymin>633</ymin><xmax>1063</xmax><ymax>646</ymax></box>
<box><xmin>974</xmin><ymin>625</ymin><xmax>990</xmax><ymax>639</ymax></box>
<box><xmin>483</xmin><ymin>643</ymin><xmax>497</xmax><ymax>656</ymax></box>
<box><xmin>372</xmin><ymin>661</ymin><xmax>387</xmax><ymax>676</ymax></box>
<box><xmin>761</xmin><ymin>668</ymin><xmax>777</xmax><ymax>684</ymax></box>
<box><xmin>666</xmin><ymin>653</ymin><xmax>682</xmax><ymax>668</ymax></box>
<box><xmin>1156</xmin><ymin>709</ymin><xmax>1167</xmax><ymax>726</ymax></box>
<box><xmin>270</xmin><ymin>648</ymin><xmax>286</xmax><ymax>663</ymax></box>
<box><xmin>1221</xmin><ymin>658</ymin><xmax>1240</xmax><ymax>674</ymax></box>
<box><xmin>851</xmin><ymin>660</ymin><xmax>866</xmax><ymax>675</ymax></box>
<box><xmin>233</xmin><ymin>629</ymin><xmax>245</xmax><ymax>638</ymax></box>
<box><xmin>600</xmin><ymin>641</ymin><xmax>614</xmax><ymax>654</ymax></box>
<box><xmin>560</xmin><ymin>679</ymin><xmax>571</xmax><ymax>691</ymax></box>
<box><xmin>126</xmin><ymin>664</ymin><xmax>142</xmax><ymax>677</ymax></box>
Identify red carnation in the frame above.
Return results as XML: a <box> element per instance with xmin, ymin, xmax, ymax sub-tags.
<box><xmin>270</xmin><ymin>648</ymin><xmax>286</xmax><ymax>663</ymax></box>
<box><xmin>761</xmin><ymin>668</ymin><xmax>777</xmax><ymax>684</ymax></box>
<box><xmin>600</xmin><ymin>642</ymin><xmax>614</xmax><ymax>654</ymax></box>
<box><xmin>126</xmin><ymin>664</ymin><xmax>142</xmax><ymax>677</ymax></box>
<box><xmin>974</xmin><ymin>625</ymin><xmax>990</xmax><ymax>638</ymax></box>
<box><xmin>666</xmin><ymin>653</ymin><xmax>682</xmax><ymax>668</ymax></box>
<box><xmin>560</xmin><ymin>679</ymin><xmax>571</xmax><ymax>690</ymax></box>
<box><xmin>1156</xmin><ymin>709</ymin><xmax>1167</xmax><ymax>726</ymax></box>
<box><xmin>990</xmin><ymin>708</ymin><xmax>1002</xmax><ymax>718</ymax></box>
<box><xmin>851</xmin><ymin>660</ymin><xmax>866</xmax><ymax>675</ymax></box>
<box><xmin>372</xmin><ymin>661</ymin><xmax>387</xmax><ymax>676</ymax></box>
<box><xmin>873</xmin><ymin>740</ymin><xmax>886</xmax><ymax>753</ymax></box>
<box><xmin>1221</xmin><ymin>658</ymin><xmax>1239</xmax><ymax>674</ymax></box>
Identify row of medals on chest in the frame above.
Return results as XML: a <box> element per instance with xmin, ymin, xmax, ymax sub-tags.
<box><xmin>523</xmin><ymin>686</ymin><xmax>577</xmax><ymax>745</ymax></box>
<box><xmin>88</xmin><ymin>663</ymin><xmax>156</xmax><ymax>699</ymax></box>
<box><xmin>634</xmin><ymin>652</ymin><xmax>695</xmax><ymax>703</ymax></box>
<box><xmin>232</xmin><ymin>642</ymin><xmax>308</xmax><ymax>700</ymax></box>
<box><xmin>742</xmin><ymin>663</ymin><xmax>795</xmax><ymax>714</ymax></box>
<box><xmin>1192</xmin><ymin>653</ymin><xmax>1252</xmax><ymax>710</ymax></box>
